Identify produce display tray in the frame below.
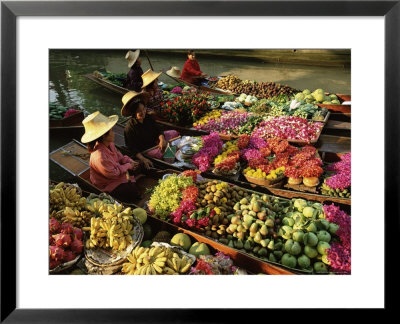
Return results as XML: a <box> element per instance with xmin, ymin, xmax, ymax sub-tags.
<box><xmin>243</xmin><ymin>173</ymin><xmax>285</xmax><ymax>188</ymax></box>
<box><xmin>284</xmin><ymin>182</ymin><xmax>319</xmax><ymax>193</ymax></box>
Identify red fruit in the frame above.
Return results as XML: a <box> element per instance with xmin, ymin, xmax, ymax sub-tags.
<box><xmin>49</xmin><ymin>259</ymin><xmax>61</xmax><ymax>270</ymax></box>
<box><xmin>49</xmin><ymin>217</ymin><xmax>60</xmax><ymax>234</ymax></box>
<box><xmin>60</xmin><ymin>223</ymin><xmax>74</xmax><ymax>234</ymax></box>
<box><xmin>70</xmin><ymin>239</ymin><xmax>83</xmax><ymax>254</ymax></box>
<box><xmin>49</xmin><ymin>245</ymin><xmax>65</xmax><ymax>261</ymax></box>
<box><xmin>63</xmin><ymin>250</ymin><xmax>76</xmax><ymax>262</ymax></box>
<box><xmin>49</xmin><ymin>234</ymin><xmax>55</xmax><ymax>245</ymax></box>
<box><xmin>53</xmin><ymin>233</ymin><xmax>72</xmax><ymax>247</ymax></box>
<box><xmin>72</xmin><ymin>228</ymin><xmax>83</xmax><ymax>241</ymax></box>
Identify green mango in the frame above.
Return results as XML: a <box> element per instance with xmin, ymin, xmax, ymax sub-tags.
<box><xmin>317</xmin><ymin>241</ymin><xmax>331</xmax><ymax>255</ymax></box>
<box><xmin>329</xmin><ymin>223</ymin><xmax>340</xmax><ymax>234</ymax></box>
<box><xmin>292</xmin><ymin>230</ymin><xmax>304</xmax><ymax>243</ymax></box>
<box><xmin>314</xmin><ymin>261</ymin><xmax>328</xmax><ymax>273</ymax></box>
<box><xmin>297</xmin><ymin>254</ymin><xmax>311</xmax><ymax>269</ymax></box>
<box><xmin>317</xmin><ymin>230</ymin><xmax>331</xmax><ymax>243</ymax></box>
<box><xmin>303</xmin><ymin>232</ymin><xmax>318</xmax><ymax>247</ymax></box>
<box><xmin>306</xmin><ymin>222</ymin><xmax>318</xmax><ymax>233</ymax></box>
<box><xmin>281</xmin><ymin>253</ymin><xmax>297</xmax><ymax>269</ymax></box>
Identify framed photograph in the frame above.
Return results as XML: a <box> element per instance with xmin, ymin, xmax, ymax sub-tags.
<box><xmin>1</xmin><ymin>0</ymin><xmax>396</xmax><ymax>321</ymax></box>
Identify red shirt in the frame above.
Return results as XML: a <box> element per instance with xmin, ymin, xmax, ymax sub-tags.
<box><xmin>181</xmin><ymin>58</ymin><xmax>203</xmax><ymax>84</ymax></box>
<box><xmin>89</xmin><ymin>142</ymin><xmax>135</xmax><ymax>192</ymax></box>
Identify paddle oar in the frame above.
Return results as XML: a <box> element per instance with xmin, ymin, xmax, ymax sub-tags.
<box><xmin>144</xmin><ymin>50</ymin><xmax>154</xmax><ymax>70</ymax></box>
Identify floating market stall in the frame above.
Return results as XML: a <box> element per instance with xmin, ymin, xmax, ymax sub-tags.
<box><xmin>140</xmin><ymin>133</ymin><xmax>351</xmax><ymax>206</ymax></box>
<box><xmin>49</xmin><ymin>170</ymin><xmax>350</xmax><ymax>275</ymax></box>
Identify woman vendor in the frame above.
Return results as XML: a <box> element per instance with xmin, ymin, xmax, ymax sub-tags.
<box><xmin>81</xmin><ymin>111</ymin><xmax>141</xmax><ymax>203</ymax></box>
<box><xmin>141</xmin><ymin>69</ymin><xmax>164</xmax><ymax>118</ymax></box>
<box><xmin>121</xmin><ymin>91</ymin><xmax>179</xmax><ymax>169</ymax></box>
<box><xmin>123</xmin><ymin>50</ymin><xmax>143</xmax><ymax>91</ymax></box>
<box><xmin>180</xmin><ymin>50</ymin><xmax>207</xmax><ymax>85</ymax></box>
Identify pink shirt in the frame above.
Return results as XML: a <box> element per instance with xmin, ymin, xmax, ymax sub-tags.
<box><xmin>89</xmin><ymin>142</ymin><xmax>135</xmax><ymax>192</ymax></box>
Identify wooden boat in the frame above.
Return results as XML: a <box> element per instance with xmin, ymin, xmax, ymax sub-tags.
<box><xmin>50</xmin><ymin>110</ymin><xmax>84</xmax><ymax>128</ymax></box>
<box><xmin>85</xmin><ymin>73</ymin><xmax>128</xmax><ymax>95</ymax></box>
<box><xmin>85</xmin><ymin>72</ymin><xmax>233</xmax><ymax>97</ymax></box>
<box><xmin>49</xmin><ymin>145</ymin><xmax>298</xmax><ymax>274</ymax></box>
<box><xmin>162</xmin><ymin>72</ymin><xmax>234</xmax><ymax>95</ymax></box>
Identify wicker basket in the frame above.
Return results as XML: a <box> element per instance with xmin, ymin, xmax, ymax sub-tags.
<box><xmin>244</xmin><ymin>173</ymin><xmax>285</xmax><ymax>188</ymax></box>
<box><xmin>49</xmin><ymin>254</ymin><xmax>81</xmax><ymax>274</ymax></box>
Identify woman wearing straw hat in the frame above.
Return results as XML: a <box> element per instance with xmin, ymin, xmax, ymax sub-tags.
<box><xmin>181</xmin><ymin>50</ymin><xmax>207</xmax><ymax>85</ymax></box>
<box><xmin>123</xmin><ymin>50</ymin><xmax>143</xmax><ymax>92</ymax></box>
<box><xmin>121</xmin><ymin>91</ymin><xmax>179</xmax><ymax>169</ymax></box>
<box><xmin>141</xmin><ymin>69</ymin><xmax>164</xmax><ymax>118</ymax></box>
<box><xmin>81</xmin><ymin>111</ymin><xmax>141</xmax><ymax>203</ymax></box>
<box><xmin>166</xmin><ymin>66</ymin><xmax>182</xmax><ymax>79</ymax></box>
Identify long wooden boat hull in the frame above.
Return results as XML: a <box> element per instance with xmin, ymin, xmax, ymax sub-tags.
<box><xmin>49</xmin><ymin>149</ymin><xmax>298</xmax><ymax>274</ymax></box>
<box><xmin>85</xmin><ymin>73</ymin><xmax>128</xmax><ymax>95</ymax></box>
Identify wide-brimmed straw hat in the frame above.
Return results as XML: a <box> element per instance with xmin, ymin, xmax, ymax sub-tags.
<box><xmin>166</xmin><ymin>66</ymin><xmax>181</xmax><ymax>78</ymax></box>
<box><xmin>141</xmin><ymin>69</ymin><xmax>162</xmax><ymax>88</ymax></box>
<box><xmin>120</xmin><ymin>91</ymin><xmax>150</xmax><ymax>117</ymax></box>
<box><xmin>125</xmin><ymin>50</ymin><xmax>140</xmax><ymax>68</ymax></box>
<box><xmin>81</xmin><ymin>111</ymin><xmax>118</xmax><ymax>143</ymax></box>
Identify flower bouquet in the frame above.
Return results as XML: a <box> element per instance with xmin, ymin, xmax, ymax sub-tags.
<box><xmin>251</xmin><ymin>116</ymin><xmax>323</xmax><ymax>144</ymax></box>
<box><xmin>161</xmin><ymin>92</ymin><xmax>210</xmax><ymax>126</ymax></box>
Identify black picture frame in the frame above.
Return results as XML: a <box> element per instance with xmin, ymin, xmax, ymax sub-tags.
<box><xmin>1</xmin><ymin>0</ymin><xmax>397</xmax><ymax>322</ymax></box>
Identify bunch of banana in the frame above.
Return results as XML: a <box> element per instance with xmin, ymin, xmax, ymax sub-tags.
<box><xmin>85</xmin><ymin>199</ymin><xmax>109</xmax><ymax>217</ymax></box>
<box><xmin>122</xmin><ymin>246</ymin><xmax>193</xmax><ymax>275</ymax></box>
<box><xmin>50</xmin><ymin>182</ymin><xmax>87</xmax><ymax>212</ymax></box>
<box><xmin>60</xmin><ymin>206</ymin><xmax>93</xmax><ymax>228</ymax></box>
<box><xmin>83</xmin><ymin>214</ymin><xmax>134</xmax><ymax>251</ymax></box>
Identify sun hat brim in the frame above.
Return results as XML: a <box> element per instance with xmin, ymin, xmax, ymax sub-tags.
<box><xmin>127</xmin><ymin>50</ymin><xmax>140</xmax><ymax>68</ymax></box>
<box><xmin>120</xmin><ymin>92</ymin><xmax>150</xmax><ymax>117</ymax></box>
<box><xmin>81</xmin><ymin>115</ymin><xmax>118</xmax><ymax>143</ymax></box>
<box><xmin>141</xmin><ymin>71</ymin><xmax>162</xmax><ymax>89</ymax></box>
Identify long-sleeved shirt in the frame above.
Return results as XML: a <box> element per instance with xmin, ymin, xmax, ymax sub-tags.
<box><xmin>180</xmin><ymin>58</ymin><xmax>203</xmax><ymax>84</ymax></box>
<box><xmin>124</xmin><ymin>65</ymin><xmax>143</xmax><ymax>91</ymax></box>
<box><xmin>89</xmin><ymin>142</ymin><xmax>134</xmax><ymax>192</ymax></box>
<box><xmin>124</xmin><ymin>115</ymin><xmax>162</xmax><ymax>156</ymax></box>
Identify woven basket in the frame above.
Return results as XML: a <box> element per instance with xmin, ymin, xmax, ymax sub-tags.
<box><xmin>49</xmin><ymin>254</ymin><xmax>81</xmax><ymax>274</ymax></box>
<box><xmin>244</xmin><ymin>173</ymin><xmax>285</xmax><ymax>187</ymax></box>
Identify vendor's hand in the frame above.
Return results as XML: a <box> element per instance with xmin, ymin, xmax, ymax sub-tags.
<box><xmin>131</xmin><ymin>160</ymin><xmax>140</xmax><ymax>171</ymax></box>
<box><xmin>158</xmin><ymin>139</ymin><xmax>167</xmax><ymax>151</ymax></box>
<box><xmin>141</xmin><ymin>158</ymin><xmax>154</xmax><ymax>170</ymax></box>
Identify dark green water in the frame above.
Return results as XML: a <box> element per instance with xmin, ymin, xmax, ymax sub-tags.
<box><xmin>49</xmin><ymin>49</ymin><xmax>351</xmax><ymax>119</ymax></box>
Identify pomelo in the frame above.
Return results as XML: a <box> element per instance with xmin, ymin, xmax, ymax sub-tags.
<box><xmin>170</xmin><ymin>233</ymin><xmax>192</xmax><ymax>251</ymax></box>
<box><xmin>132</xmin><ymin>208</ymin><xmax>147</xmax><ymax>224</ymax></box>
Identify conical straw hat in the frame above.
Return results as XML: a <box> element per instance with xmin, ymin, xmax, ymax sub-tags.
<box><xmin>125</xmin><ymin>50</ymin><xmax>140</xmax><ymax>68</ymax></box>
<box><xmin>141</xmin><ymin>69</ymin><xmax>162</xmax><ymax>88</ymax></box>
<box><xmin>81</xmin><ymin>111</ymin><xmax>118</xmax><ymax>143</ymax></box>
<box><xmin>120</xmin><ymin>91</ymin><xmax>150</xmax><ymax>117</ymax></box>
<box><xmin>166</xmin><ymin>66</ymin><xmax>181</xmax><ymax>78</ymax></box>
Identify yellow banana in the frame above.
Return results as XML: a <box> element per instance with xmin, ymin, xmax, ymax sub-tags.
<box><xmin>154</xmin><ymin>260</ymin><xmax>165</xmax><ymax>268</ymax></box>
<box><xmin>152</xmin><ymin>263</ymin><xmax>163</xmax><ymax>274</ymax></box>
<box><xmin>180</xmin><ymin>262</ymin><xmax>191</xmax><ymax>274</ymax></box>
<box><xmin>167</xmin><ymin>259</ymin><xmax>175</xmax><ymax>269</ymax></box>
<box><xmin>146</xmin><ymin>265</ymin><xmax>152</xmax><ymax>275</ymax></box>
<box><xmin>55</xmin><ymin>182</ymin><xmax>64</xmax><ymax>189</ymax></box>
<box><xmin>140</xmin><ymin>265</ymin><xmax>149</xmax><ymax>275</ymax></box>
<box><xmin>163</xmin><ymin>267</ymin><xmax>176</xmax><ymax>275</ymax></box>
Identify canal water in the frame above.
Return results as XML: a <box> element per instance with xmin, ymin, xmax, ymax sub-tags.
<box><xmin>49</xmin><ymin>49</ymin><xmax>351</xmax><ymax>119</ymax></box>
